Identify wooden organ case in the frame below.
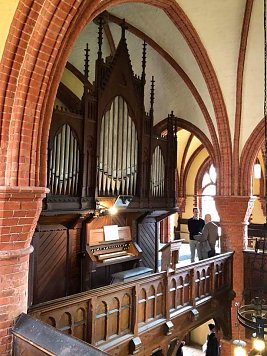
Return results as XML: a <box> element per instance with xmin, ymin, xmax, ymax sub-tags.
<box><xmin>30</xmin><ymin>16</ymin><xmax>178</xmax><ymax>303</ymax></box>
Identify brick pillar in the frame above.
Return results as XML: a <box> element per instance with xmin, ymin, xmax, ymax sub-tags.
<box><xmin>214</xmin><ymin>195</ymin><xmax>255</xmax><ymax>353</ymax></box>
<box><xmin>0</xmin><ymin>186</ymin><xmax>47</xmax><ymax>356</ymax></box>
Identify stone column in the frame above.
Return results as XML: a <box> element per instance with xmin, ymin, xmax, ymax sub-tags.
<box><xmin>214</xmin><ymin>195</ymin><xmax>255</xmax><ymax>350</ymax></box>
<box><xmin>176</xmin><ymin>197</ymin><xmax>185</xmax><ymax>212</ymax></box>
<box><xmin>0</xmin><ymin>186</ymin><xmax>47</xmax><ymax>355</ymax></box>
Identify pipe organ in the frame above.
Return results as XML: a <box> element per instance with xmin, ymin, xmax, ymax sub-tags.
<box><xmin>30</xmin><ymin>16</ymin><xmax>178</xmax><ymax>304</ymax></box>
<box><xmin>46</xmin><ymin>18</ymin><xmax>177</xmax><ymax>211</ymax></box>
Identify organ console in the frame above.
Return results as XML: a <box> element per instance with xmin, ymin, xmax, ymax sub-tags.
<box><xmin>85</xmin><ymin>225</ymin><xmax>142</xmax><ymax>287</ymax></box>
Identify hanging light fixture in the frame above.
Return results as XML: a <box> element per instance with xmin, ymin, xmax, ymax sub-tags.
<box><xmin>233</xmin><ymin>302</ymin><xmax>247</xmax><ymax>354</ymax></box>
<box><xmin>236</xmin><ymin>0</ymin><xmax>267</xmax><ymax>352</ymax></box>
<box><xmin>254</xmin><ymin>158</ymin><xmax>261</xmax><ymax>179</ymax></box>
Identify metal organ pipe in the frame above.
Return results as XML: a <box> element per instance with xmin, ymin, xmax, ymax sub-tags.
<box><xmin>151</xmin><ymin>146</ymin><xmax>165</xmax><ymax>197</ymax></box>
<box><xmin>49</xmin><ymin>124</ymin><xmax>80</xmax><ymax>196</ymax></box>
<box><xmin>97</xmin><ymin>96</ymin><xmax>138</xmax><ymax>197</ymax></box>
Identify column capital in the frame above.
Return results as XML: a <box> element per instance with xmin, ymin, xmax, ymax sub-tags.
<box><xmin>176</xmin><ymin>197</ymin><xmax>185</xmax><ymax>212</ymax></box>
<box><xmin>214</xmin><ymin>195</ymin><xmax>256</xmax><ymax>224</ymax></box>
<box><xmin>0</xmin><ymin>245</ymin><xmax>34</xmax><ymax>260</ymax></box>
<box><xmin>0</xmin><ymin>186</ymin><xmax>48</xmax><ymax>250</ymax></box>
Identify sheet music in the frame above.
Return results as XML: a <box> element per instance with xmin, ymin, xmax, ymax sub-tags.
<box><xmin>103</xmin><ymin>225</ymin><xmax>119</xmax><ymax>241</ymax></box>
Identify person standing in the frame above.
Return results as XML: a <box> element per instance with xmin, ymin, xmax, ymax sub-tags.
<box><xmin>205</xmin><ymin>323</ymin><xmax>220</xmax><ymax>356</ymax></box>
<box><xmin>176</xmin><ymin>340</ymin><xmax>185</xmax><ymax>356</ymax></box>
<box><xmin>193</xmin><ymin>233</ymin><xmax>211</xmax><ymax>260</ymax></box>
<box><xmin>202</xmin><ymin>214</ymin><xmax>219</xmax><ymax>257</ymax></box>
<box><xmin>187</xmin><ymin>207</ymin><xmax>205</xmax><ymax>263</ymax></box>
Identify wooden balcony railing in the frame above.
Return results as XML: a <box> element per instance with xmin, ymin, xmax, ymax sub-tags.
<box><xmin>28</xmin><ymin>252</ymin><xmax>233</xmax><ymax>353</ymax></box>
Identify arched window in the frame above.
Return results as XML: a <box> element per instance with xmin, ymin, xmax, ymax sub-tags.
<box><xmin>199</xmin><ymin>164</ymin><xmax>219</xmax><ymax>221</ymax></box>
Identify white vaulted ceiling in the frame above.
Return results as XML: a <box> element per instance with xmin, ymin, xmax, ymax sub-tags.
<box><xmin>61</xmin><ymin>0</ymin><xmax>263</xmax><ymax>168</ymax></box>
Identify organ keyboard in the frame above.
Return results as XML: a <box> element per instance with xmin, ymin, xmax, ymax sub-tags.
<box><xmin>86</xmin><ymin>226</ymin><xmax>142</xmax><ymax>271</ymax></box>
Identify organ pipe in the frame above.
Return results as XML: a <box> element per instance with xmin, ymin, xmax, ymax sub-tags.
<box><xmin>49</xmin><ymin>124</ymin><xmax>80</xmax><ymax>196</ymax></box>
<box><xmin>97</xmin><ymin>96</ymin><xmax>138</xmax><ymax>197</ymax></box>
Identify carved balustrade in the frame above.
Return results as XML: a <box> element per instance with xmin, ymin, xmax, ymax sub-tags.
<box><xmin>29</xmin><ymin>252</ymin><xmax>233</xmax><ymax>352</ymax></box>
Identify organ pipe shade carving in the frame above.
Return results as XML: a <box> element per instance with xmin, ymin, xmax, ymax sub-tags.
<box><xmin>97</xmin><ymin>96</ymin><xmax>138</xmax><ymax>196</ymax></box>
<box><xmin>48</xmin><ymin>124</ymin><xmax>80</xmax><ymax>196</ymax></box>
<box><xmin>151</xmin><ymin>146</ymin><xmax>165</xmax><ymax>197</ymax></box>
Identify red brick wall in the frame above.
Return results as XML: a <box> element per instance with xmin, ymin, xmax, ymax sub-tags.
<box><xmin>0</xmin><ymin>0</ymin><xmax>262</xmax><ymax>355</ymax></box>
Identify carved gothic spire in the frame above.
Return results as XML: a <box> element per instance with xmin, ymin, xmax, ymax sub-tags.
<box><xmin>97</xmin><ymin>17</ymin><xmax>104</xmax><ymax>59</ymax></box>
<box><xmin>141</xmin><ymin>41</ymin><xmax>147</xmax><ymax>83</ymax></box>
<box><xmin>120</xmin><ymin>18</ymin><xmax>127</xmax><ymax>40</ymax></box>
<box><xmin>150</xmin><ymin>76</ymin><xmax>155</xmax><ymax>117</ymax></box>
<box><xmin>84</xmin><ymin>43</ymin><xmax>90</xmax><ymax>82</ymax></box>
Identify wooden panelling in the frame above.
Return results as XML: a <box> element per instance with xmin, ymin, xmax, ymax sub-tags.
<box><xmin>69</xmin><ymin>227</ymin><xmax>81</xmax><ymax>295</ymax></box>
<box><xmin>32</xmin><ymin>228</ymin><xmax>68</xmax><ymax>303</ymax></box>
<box><xmin>29</xmin><ymin>252</ymin><xmax>234</xmax><ymax>355</ymax></box>
<box><xmin>138</xmin><ymin>221</ymin><xmax>157</xmax><ymax>271</ymax></box>
<box><xmin>195</xmin><ymin>267</ymin><xmax>211</xmax><ymax>300</ymax></box>
<box><xmin>30</xmin><ymin>225</ymin><xmax>81</xmax><ymax>305</ymax></box>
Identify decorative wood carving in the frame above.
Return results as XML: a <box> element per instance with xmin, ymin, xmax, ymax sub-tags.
<box><xmin>28</xmin><ymin>252</ymin><xmax>234</xmax><ymax>355</ymax></box>
<box><xmin>45</xmin><ymin>17</ymin><xmax>177</xmax><ymax>212</ymax></box>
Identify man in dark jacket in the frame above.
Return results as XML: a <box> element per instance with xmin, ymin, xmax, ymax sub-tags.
<box><xmin>187</xmin><ymin>207</ymin><xmax>205</xmax><ymax>262</ymax></box>
<box><xmin>176</xmin><ymin>340</ymin><xmax>185</xmax><ymax>356</ymax></box>
<box><xmin>206</xmin><ymin>324</ymin><xmax>220</xmax><ymax>356</ymax></box>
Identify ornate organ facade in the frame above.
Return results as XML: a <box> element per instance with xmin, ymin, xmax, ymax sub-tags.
<box><xmin>29</xmin><ymin>18</ymin><xmax>178</xmax><ymax>305</ymax></box>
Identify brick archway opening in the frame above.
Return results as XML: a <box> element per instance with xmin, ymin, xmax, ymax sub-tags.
<box><xmin>0</xmin><ymin>1</ymin><xmax>232</xmax><ymax>354</ymax></box>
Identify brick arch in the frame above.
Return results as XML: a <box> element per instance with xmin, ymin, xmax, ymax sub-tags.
<box><xmin>240</xmin><ymin>119</ymin><xmax>264</xmax><ymax>195</ymax></box>
<box><xmin>156</xmin><ymin>116</ymin><xmax>218</xmax><ymax>200</ymax></box>
<box><xmin>0</xmin><ymin>0</ymin><xmax>230</xmax><ymax>192</ymax></box>
<box><xmin>195</xmin><ymin>157</ymin><xmax>212</xmax><ymax>195</ymax></box>
<box><xmin>182</xmin><ymin>144</ymin><xmax>205</xmax><ymax>201</ymax></box>
<box><xmin>0</xmin><ymin>0</ymin><xmax>92</xmax><ymax>187</ymax></box>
